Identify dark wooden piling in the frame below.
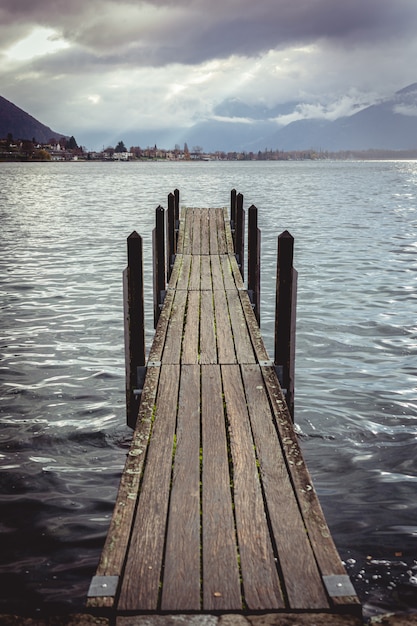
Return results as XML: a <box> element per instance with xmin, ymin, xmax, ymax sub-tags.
<box><xmin>235</xmin><ymin>192</ymin><xmax>245</xmax><ymax>281</ymax></box>
<box><xmin>274</xmin><ymin>230</ymin><xmax>297</xmax><ymax>420</ymax></box>
<box><xmin>166</xmin><ymin>193</ymin><xmax>176</xmax><ymax>281</ymax></box>
<box><xmin>230</xmin><ymin>188</ymin><xmax>237</xmax><ymax>242</ymax></box>
<box><xmin>153</xmin><ymin>205</ymin><xmax>166</xmax><ymax>328</ymax></box>
<box><xmin>247</xmin><ymin>204</ymin><xmax>261</xmax><ymax>325</ymax></box>
<box><xmin>124</xmin><ymin>231</ymin><xmax>145</xmax><ymax>429</ymax></box>
<box><xmin>174</xmin><ymin>189</ymin><xmax>180</xmax><ymax>244</ymax></box>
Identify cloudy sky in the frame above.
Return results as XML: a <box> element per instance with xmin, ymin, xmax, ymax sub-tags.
<box><xmin>1</xmin><ymin>0</ymin><xmax>417</xmax><ymax>150</ymax></box>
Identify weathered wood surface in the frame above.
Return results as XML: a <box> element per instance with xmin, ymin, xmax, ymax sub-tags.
<box><xmin>87</xmin><ymin>207</ymin><xmax>360</xmax><ymax>617</ymax></box>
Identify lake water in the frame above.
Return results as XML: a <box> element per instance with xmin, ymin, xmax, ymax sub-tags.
<box><xmin>0</xmin><ymin>160</ymin><xmax>416</xmax><ymax>619</ymax></box>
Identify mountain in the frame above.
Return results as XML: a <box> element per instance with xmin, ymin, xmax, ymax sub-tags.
<box><xmin>271</xmin><ymin>83</ymin><xmax>417</xmax><ymax>151</ymax></box>
<box><xmin>179</xmin><ymin>83</ymin><xmax>417</xmax><ymax>153</ymax></box>
<box><xmin>3</xmin><ymin>83</ymin><xmax>417</xmax><ymax>152</ymax></box>
<box><xmin>0</xmin><ymin>95</ymin><xmax>66</xmax><ymax>144</ymax></box>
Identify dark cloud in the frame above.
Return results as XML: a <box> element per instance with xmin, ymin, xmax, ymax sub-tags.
<box><xmin>2</xmin><ymin>0</ymin><xmax>417</xmax><ymax>67</ymax></box>
<box><xmin>1</xmin><ymin>0</ymin><xmax>417</xmax><ymax>150</ymax></box>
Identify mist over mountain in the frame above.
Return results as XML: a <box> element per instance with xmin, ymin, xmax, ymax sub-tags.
<box><xmin>2</xmin><ymin>83</ymin><xmax>417</xmax><ymax>153</ymax></box>
<box><xmin>0</xmin><ymin>95</ymin><xmax>66</xmax><ymax>144</ymax></box>
<box><xmin>178</xmin><ymin>83</ymin><xmax>417</xmax><ymax>153</ymax></box>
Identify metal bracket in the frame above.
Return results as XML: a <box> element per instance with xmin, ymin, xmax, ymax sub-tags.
<box><xmin>273</xmin><ymin>364</ymin><xmax>287</xmax><ymax>395</ymax></box>
<box><xmin>247</xmin><ymin>289</ymin><xmax>256</xmax><ymax>309</ymax></box>
<box><xmin>323</xmin><ymin>575</ymin><xmax>356</xmax><ymax>598</ymax></box>
<box><xmin>275</xmin><ymin>364</ymin><xmax>283</xmax><ymax>385</ymax></box>
<box><xmin>259</xmin><ymin>360</ymin><xmax>274</xmax><ymax>367</ymax></box>
<box><xmin>159</xmin><ymin>289</ymin><xmax>167</xmax><ymax>310</ymax></box>
<box><xmin>87</xmin><ymin>575</ymin><xmax>119</xmax><ymax>597</ymax></box>
<box><xmin>133</xmin><ymin>365</ymin><xmax>147</xmax><ymax>398</ymax></box>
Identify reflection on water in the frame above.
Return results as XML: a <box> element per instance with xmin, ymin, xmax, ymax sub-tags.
<box><xmin>1</xmin><ymin>160</ymin><xmax>417</xmax><ymax>617</ymax></box>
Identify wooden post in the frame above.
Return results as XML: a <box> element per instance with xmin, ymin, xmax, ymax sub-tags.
<box><xmin>247</xmin><ymin>205</ymin><xmax>261</xmax><ymax>325</ymax></box>
<box><xmin>235</xmin><ymin>192</ymin><xmax>245</xmax><ymax>281</ymax></box>
<box><xmin>124</xmin><ymin>231</ymin><xmax>146</xmax><ymax>429</ymax></box>
<box><xmin>230</xmin><ymin>188</ymin><xmax>237</xmax><ymax>245</ymax></box>
<box><xmin>274</xmin><ymin>231</ymin><xmax>297</xmax><ymax>420</ymax></box>
<box><xmin>174</xmin><ymin>188</ymin><xmax>180</xmax><ymax>244</ymax></box>
<box><xmin>153</xmin><ymin>205</ymin><xmax>166</xmax><ymax>328</ymax></box>
<box><xmin>167</xmin><ymin>193</ymin><xmax>176</xmax><ymax>281</ymax></box>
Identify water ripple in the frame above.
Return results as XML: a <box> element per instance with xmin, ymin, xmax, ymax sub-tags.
<box><xmin>1</xmin><ymin>160</ymin><xmax>417</xmax><ymax>616</ymax></box>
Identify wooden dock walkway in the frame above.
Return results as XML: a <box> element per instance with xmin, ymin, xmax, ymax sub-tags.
<box><xmin>87</xmin><ymin>202</ymin><xmax>361</xmax><ymax>622</ymax></box>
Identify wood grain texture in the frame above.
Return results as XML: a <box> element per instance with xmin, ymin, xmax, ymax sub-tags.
<box><xmin>213</xmin><ymin>287</ymin><xmax>236</xmax><ymax>364</ymax></box>
<box><xmin>180</xmin><ymin>207</ymin><xmax>192</xmax><ymax>254</ymax></box>
<box><xmin>200</xmin><ymin>291</ymin><xmax>217</xmax><ymax>364</ymax></box>
<box><xmin>192</xmin><ymin>209</ymin><xmax>201</xmax><ymax>255</ymax></box>
<box><xmin>189</xmin><ymin>254</ymin><xmax>201</xmax><ymax>291</ymax></box>
<box><xmin>176</xmin><ymin>254</ymin><xmax>192</xmax><ymax>290</ymax></box>
<box><xmin>200</xmin><ymin>207</ymin><xmax>210</xmax><ymax>254</ymax></box>
<box><xmin>161</xmin><ymin>365</ymin><xmax>201</xmax><ymax>610</ymax></box>
<box><xmin>162</xmin><ymin>288</ymin><xmax>187</xmax><ymax>364</ymax></box>
<box><xmin>220</xmin><ymin>254</ymin><xmax>236</xmax><ymax>290</ymax></box>
<box><xmin>238</xmin><ymin>289</ymin><xmax>270</xmax><ymax>363</ymax></box>
<box><xmin>175</xmin><ymin>205</ymin><xmax>187</xmax><ymax>253</ymax></box>
<box><xmin>210</xmin><ymin>255</ymin><xmax>223</xmax><ymax>289</ymax></box>
<box><xmin>241</xmin><ymin>364</ymin><xmax>329</xmax><ymax>610</ymax></box>
<box><xmin>259</xmin><ymin>364</ymin><xmax>361</xmax><ymax>611</ymax></box>
<box><xmin>218</xmin><ymin>207</ymin><xmax>229</xmax><ymax>254</ymax></box>
<box><xmin>228</xmin><ymin>253</ymin><xmax>245</xmax><ymax>290</ymax></box>
<box><xmin>225</xmin><ymin>289</ymin><xmax>256</xmax><ymax>364</ymax></box>
<box><xmin>118</xmin><ymin>365</ymin><xmax>180</xmax><ymax>611</ymax></box>
<box><xmin>221</xmin><ymin>364</ymin><xmax>284</xmax><ymax>610</ymax></box>
<box><xmin>147</xmin><ymin>288</ymin><xmax>175</xmax><ymax>363</ymax></box>
<box><xmin>201</xmin><ymin>365</ymin><xmax>242</xmax><ymax>610</ymax></box>
<box><xmin>181</xmin><ymin>291</ymin><xmax>200</xmax><ymax>364</ymax></box>
<box><xmin>209</xmin><ymin>209</ymin><xmax>219</xmax><ymax>254</ymax></box>
<box><xmin>200</xmin><ymin>254</ymin><xmax>212</xmax><ymax>291</ymax></box>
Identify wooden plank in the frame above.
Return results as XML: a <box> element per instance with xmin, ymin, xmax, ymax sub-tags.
<box><xmin>201</xmin><ymin>365</ymin><xmax>242</xmax><ymax>610</ymax></box>
<box><xmin>200</xmin><ymin>207</ymin><xmax>210</xmax><ymax>254</ymax></box>
<box><xmin>175</xmin><ymin>204</ymin><xmax>187</xmax><ymax>253</ymax></box>
<box><xmin>259</xmin><ymin>364</ymin><xmax>361</xmax><ymax>612</ymax></box>
<box><xmin>161</xmin><ymin>365</ymin><xmax>201</xmax><ymax>610</ymax></box>
<box><xmin>147</xmin><ymin>288</ymin><xmax>175</xmax><ymax>363</ymax></box>
<box><xmin>176</xmin><ymin>254</ymin><xmax>192</xmax><ymax>290</ymax></box>
<box><xmin>166</xmin><ymin>245</ymin><xmax>185</xmax><ymax>291</ymax></box>
<box><xmin>241</xmin><ymin>364</ymin><xmax>329</xmax><ymax>610</ymax></box>
<box><xmin>221</xmin><ymin>364</ymin><xmax>284</xmax><ymax>610</ymax></box>
<box><xmin>238</xmin><ymin>289</ymin><xmax>270</xmax><ymax>363</ymax></box>
<box><xmin>220</xmin><ymin>254</ymin><xmax>236</xmax><ymax>290</ymax></box>
<box><xmin>229</xmin><ymin>253</ymin><xmax>245</xmax><ymax>290</ymax></box>
<box><xmin>209</xmin><ymin>209</ymin><xmax>219</xmax><ymax>255</ymax></box>
<box><xmin>223</xmin><ymin>207</ymin><xmax>235</xmax><ymax>254</ymax></box>
<box><xmin>118</xmin><ymin>364</ymin><xmax>180</xmax><ymax>611</ymax></box>
<box><xmin>210</xmin><ymin>254</ymin><xmax>223</xmax><ymax>290</ymax></box>
<box><xmin>86</xmin><ymin>365</ymin><xmax>161</xmax><ymax>609</ymax></box>
<box><xmin>189</xmin><ymin>254</ymin><xmax>201</xmax><ymax>290</ymax></box>
<box><xmin>200</xmin><ymin>291</ymin><xmax>217</xmax><ymax>364</ymax></box>
<box><xmin>192</xmin><ymin>209</ymin><xmax>202</xmax><ymax>254</ymax></box>
<box><xmin>213</xmin><ymin>287</ymin><xmax>236</xmax><ymax>364</ymax></box>
<box><xmin>200</xmin><ymin>254</ymin><xmax>212</xmax><ymax>291</ymax></box>
<box><xmin>182</xmin><ymin>291</ymin><xmax>200</xmax><ymax>364</ymax></box>
<box><xmin>182</xmin><ymin>208</ymin><xmax>193</xmax><ymax>254</ymax></box>
<box><xmin>217</xmin><ymin>207</ymin><xmax>228</xmax><ymax>254</ymax></box>
<box><xmin>225</xmin><ymin>289</ymin><xmax>256</xmax><ymax>364</ymax></box>
<box><xmin>162</xmin><ymin>288</ymin><xmax>187</xmax><ymax>364</ymax></box>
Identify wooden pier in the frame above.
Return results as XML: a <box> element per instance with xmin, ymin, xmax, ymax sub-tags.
<box><xmin>87</xmin><ymin>193</ymin><xmax>361</xmax><ymax>623</ymax></box>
